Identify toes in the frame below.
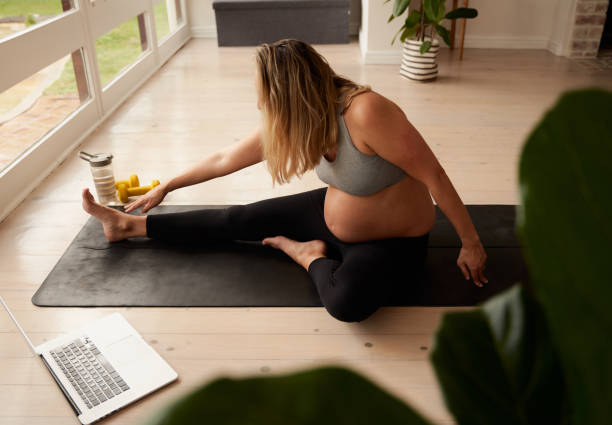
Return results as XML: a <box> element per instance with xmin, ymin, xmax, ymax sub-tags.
<box><xmin>262</xmin><ymin>237</ymin><xmax>276</xmax><ymax>247</ymax></box>
<box><xmin>262</xmin><ymin>236</ymin><xmax>285</xmax><ymax>249</ymax></box>
<box><xmin>82</xmin><ymin>188</ymin><xmax>94</xmax><ymax>203</ymax></box>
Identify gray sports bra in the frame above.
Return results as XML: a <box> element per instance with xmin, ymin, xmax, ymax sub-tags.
<box><xmin>314</xmin><ymin>108</ymin><xmax>408</xmax><ymax>196</ymax></box>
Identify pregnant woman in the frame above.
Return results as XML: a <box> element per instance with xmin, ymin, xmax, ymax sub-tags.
<box><xmin>82</xmin><ymin>39</ymin><xmax>488</xmax><ymax>322</ymax></box>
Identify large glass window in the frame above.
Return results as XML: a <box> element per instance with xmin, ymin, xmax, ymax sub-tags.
<box><xmin>0</xmin><ymin>48</ymin><xmax>90</xmax><ymax>172</ymax></box>
<box><xmin>153</xmin><ymin>0</ymin><xmax>182</xmax><ymax>44</ymax></box>
<box><xmin>95</xmin><ymin>13</ymin><xmax>148</xmax><ymax>88</ymax></box>
<box><xmin>0</xmin><ymin>0</ymin><xmax>74</xmax><ymax>42</ymax></box>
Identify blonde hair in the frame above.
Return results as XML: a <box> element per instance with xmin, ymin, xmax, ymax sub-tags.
<box><xmin>255</xmin><ymin>39</ymin><xmax>371</xmax><ymax>184</ymax></box>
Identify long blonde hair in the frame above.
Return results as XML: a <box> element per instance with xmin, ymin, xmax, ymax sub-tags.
<box><xmin>255</xmin><ymin>39</ymin><xmax>370</xmax><ymax>184</ymax></box>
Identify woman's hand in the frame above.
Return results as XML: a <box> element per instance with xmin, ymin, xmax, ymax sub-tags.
<box><xmin>457</xmin><ymin>241</ymin><xmax>489</xmax><ymax>287</ymax></box>
<box><xmin>124</xmin><ymin>182</ymin><xmax>169</xmax><ymax>213</ymax></box>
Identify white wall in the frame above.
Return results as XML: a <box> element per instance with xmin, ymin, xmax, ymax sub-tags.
<box><xmin>549</xmin><ymin>0</ymin><xmax>577</xmax><ymax>56</ymax></box>
<box><xmin>461</xmin><ymin>0</ymin><xmax>557</xmax><ymax>48</ymax></box>
<box><xmin>188</xmin><ymin>0</ymin><xmax>362</xmax><ymax>38</ymax></box>
<box><xmin>188</xmin><ymin>0</ymin><xmax>217</xmax><ymax>37</ymax></box>
<box><xmin>359</xmin><ymin>0</ymin><xmax>572</xmax><ymax>64</ymax></box>
<box><xmin>359</xmin><ymin>0</ymin><xmax>404</xmax><ymax>64</ymax></box>
<box><xmin>188</xmin><ymin>0</ymin><xmax>576</xmax><ymax>64</ymax></box>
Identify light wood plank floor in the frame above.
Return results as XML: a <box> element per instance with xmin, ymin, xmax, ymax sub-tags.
<box><xmin>1</xmin><ymin>38</ymin><xmax>611</xmax><ymax>425</ymax></box>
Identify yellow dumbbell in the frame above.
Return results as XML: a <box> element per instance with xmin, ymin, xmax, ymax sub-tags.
<box><xmin>117</xmin><ymin>179</ymin><xmax>160</xmax><ymax>203</ymax></box>
<box><xmin>115</xmin><ymin>174</ymin><xmax>140</xmax><ymax>189</ymax></box>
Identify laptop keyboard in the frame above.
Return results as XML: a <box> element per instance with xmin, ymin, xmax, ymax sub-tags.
<box><xmin>49</xmin><ymin>336</ymin><xmax>130</xmax><ymax>409</ymax></box>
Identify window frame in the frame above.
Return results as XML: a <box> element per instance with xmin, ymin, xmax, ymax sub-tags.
<box><xmin>0</xmin><ymin>0</ymin><xmax>190</xmax><ymax>221</ymax></box>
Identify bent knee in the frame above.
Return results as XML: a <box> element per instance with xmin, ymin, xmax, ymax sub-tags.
<box><xmin>313</xmin><ymin>257</ymin><xmax>385</xmax><ymax>323</ymax></box>
<box><xmin>323</xmin><ymin>295</ymin><xmax>379</xmax><ymax>323</ymax></box>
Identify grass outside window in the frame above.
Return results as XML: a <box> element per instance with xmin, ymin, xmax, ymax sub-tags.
<box><xmin>95</xmin><ymin>16</ymin><xmax>147</xmax><ymax>89</ymax></box>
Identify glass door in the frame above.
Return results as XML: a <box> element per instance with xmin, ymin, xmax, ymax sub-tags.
<box><xmin>0</xmin><ymin>0</ymin><xmax>190</xmax><ymax>220</ymax></box>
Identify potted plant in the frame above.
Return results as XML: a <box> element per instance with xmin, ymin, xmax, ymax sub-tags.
<box><xmin>387</xmin><ymin>0</ymin><xmax>478</xmax><ymax>81</ymax></box>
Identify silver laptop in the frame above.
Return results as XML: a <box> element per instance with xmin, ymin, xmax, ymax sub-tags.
<box><xmin>0</xmin><ymin>296</ymin><xmax>178</xmax><ymax>424</ymax></box>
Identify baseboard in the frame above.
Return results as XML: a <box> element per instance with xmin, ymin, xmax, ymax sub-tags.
<box><xmin>547</xmin><ymin>38</ymin><xmax>568</xmax><ymax>56</ymax></box>
<box><xmin>191</xmin><ymin>25</ymin><xmax>217</xmax><ymax>38</ymax></box>
<box><xmin>463</xmin><ymin>35</ymin><xmax>549</xmax><ymax>49</ymax></box>
<box><xmin>361</xmin><ymin>35</ymin><xmax>554</xmax><ymax>64</ymax></box>
<box><xmin>362</xmin><ymin>49</ymin><xmax>402</xmax><ymax>65</ymax></box>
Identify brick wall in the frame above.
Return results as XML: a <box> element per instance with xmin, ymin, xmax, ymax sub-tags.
<box><xmin>570</xmin><ymin>0</ymin><xmax>610</xmax><ymax>57</ymax></box>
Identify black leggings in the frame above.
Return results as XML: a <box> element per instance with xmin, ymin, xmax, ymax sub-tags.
<box><xmin>146</xmin><ymin>188</ymin><xmax>429</xmax><ymax>322</ymax></box>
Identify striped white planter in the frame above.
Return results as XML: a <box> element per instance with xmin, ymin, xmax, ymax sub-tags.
<box><xmin>400</xmin><ymin>38</ymin><xmax>440</xmax><ymax>81</ymax></box>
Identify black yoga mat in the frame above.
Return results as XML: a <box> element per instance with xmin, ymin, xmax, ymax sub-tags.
<box><xmin>32</xmin><ymin>205</ymin><xmax>530</xmax><ymax>307</ymax></box>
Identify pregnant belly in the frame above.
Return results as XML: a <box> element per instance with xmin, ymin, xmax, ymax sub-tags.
<box><xmin>323</xmin><ymin>177</ymin><xmax>435</xmax><ymax>243</ymax></box>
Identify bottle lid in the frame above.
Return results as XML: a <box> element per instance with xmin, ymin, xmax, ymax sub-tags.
<box><xmin>79</xmin><ymin>151</ymin><xmax>113</xmax><ymax>167</ymax></box>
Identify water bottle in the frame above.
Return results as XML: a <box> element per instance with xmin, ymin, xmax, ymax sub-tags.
<box><xmin>79</xmin><ymin>151</ymin><xmax>118</xmax><ymax>205</ymax></box>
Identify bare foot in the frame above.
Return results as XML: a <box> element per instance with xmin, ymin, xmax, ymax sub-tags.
<box><xmin>262</xmin><ymin>236</ymin><xmax>327</xmax><ymax>270</ymax></box>
<box><xmin>82</xmin><ymin>188</ymin><xmax>140</xmax><ymax>242</ymax></box>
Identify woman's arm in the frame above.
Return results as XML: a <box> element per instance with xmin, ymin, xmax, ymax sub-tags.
<box><xmin>124</xmin><ymin>126</ymin><xmax>263</xmax><ymax>213</ymax></box>
<box><xmin>351</xmin><ymin>93</ymin><xmax>488</xmax><ymax>286</ymax></box>
<box><xmin>166</xmin><ymin>125</ymin><xmax>264</xmax><ymax>192</ymax></box>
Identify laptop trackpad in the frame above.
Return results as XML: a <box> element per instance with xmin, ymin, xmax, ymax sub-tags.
<box><xmin>104</xmin><ymin>335</ymin><xmax>147</xmax><ymax>366</ymax></box>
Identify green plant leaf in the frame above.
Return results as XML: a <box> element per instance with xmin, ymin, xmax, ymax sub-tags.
<box><xmin>423</xmin><ymin>0</ymin><xmax>439</xmax><ymax>22</ymax></box>
<box><xmin>445</xmin><ymin>7</ymin><xmax>478</xmax><ymax>19</ymax></box>
<box><xmin>517</xmin><ymin>89</ymin><xmax>612</xmax><ymax>425</ymax></box>
<box><xmin>393</xmin><ymin>0</ymin><xmax>412</xmax><ymax>17</ymax></box>
<box><xmin>392</xmin><ymin>11</ymin><xmax>420</xmax><ymax>44</ymax></box>
<box><xmin>431</xmin><ymin>285</ymin><xmax>568</xmax><ymax>425</ymax></box>
<box><xmin>388</xmin><ymin>13</ymin><xmax>396</xmax><ymax>23</ymax></box>
<box><xmin>400</xmin><ymin>25</ymin><xmax>419</xmax><ymax>43</ymax></box>
<box><xmin>405</xmin><ymin>9</ymin><xmax>421</xmax><ymax>28</ymax></box>
<box><xmin>423</xmin><ymin>0</ymin><xmax>445</xmax><ymax>23</ymax></box>
<box><xmin>436</xmin><ymin>0</ymin><xmax>446</xmax><ymax>21</ymax></box>
<box><xmin>144</xmin><ymin>366</ymin><xmax>432</xmax><ymax>425</ymax></box>
<box><xmin>391</xmin><ymin>25</ymin><xmax>405</xmax><ymax>44</ymax></box>
<box><xmin>419</xmin><ymin>40</ymin><xmax>432</xmax><ymax>54</ymax></box>
<box><xmin>435</xmin><ymin>24</ymin><xmax>450</xmax><ymax>46</ymax></box>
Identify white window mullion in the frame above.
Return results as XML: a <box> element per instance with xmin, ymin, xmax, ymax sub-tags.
<box><xmin>77</xmin><ymin>0</ymin><xmax>105</xmax><ymax>118</ymax></box>
<box><xmin>88</xmin><ymin>0</ymin><xmax>151</xmax><ymax>39</ymax></box>
<box><xmin>0</xmin><ymin>10</ymin><xmax>87</xmax><ymax>94</ymax></box>
<box><xmin>145</xmin><ymin>0</ymin><xmax>162</xmax><ymax>67</ymax></box>
<box><xmin>158</xmin><ymin>0</ymin><xmax>190</xmax><ymax>63</ymax></box>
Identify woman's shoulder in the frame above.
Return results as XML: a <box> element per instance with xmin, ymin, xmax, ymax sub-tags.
<box><xmin>345</xmin><ymin>91</ymin><xmax>402</xmax><ymax>128</ymax></box>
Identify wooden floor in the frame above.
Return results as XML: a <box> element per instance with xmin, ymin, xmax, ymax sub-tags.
<box><xmin>1</xmin><ymin>38</ymin><xmax>611</xmax><ymax>425</ymax></box>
